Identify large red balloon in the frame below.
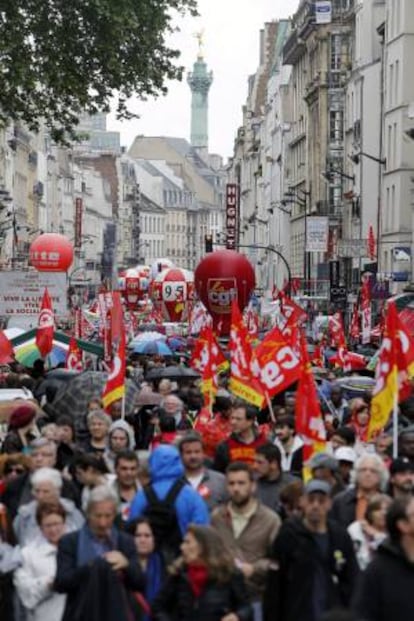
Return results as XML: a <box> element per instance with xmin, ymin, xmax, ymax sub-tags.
<box><xmin>29</xmin><ymin>234</ymin><xmax>74</xmax><ymax>272</ymax></box>
<box><xmin>194</xmin><ymin>250</ymin><xmax>255</xmax><ymax>335</ymax></box>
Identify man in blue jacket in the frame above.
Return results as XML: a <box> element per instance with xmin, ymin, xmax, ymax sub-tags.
<box><xmin>129</xmin><ymin>445</ymin><xmax>209</xmax><ymax>545</ymax></box>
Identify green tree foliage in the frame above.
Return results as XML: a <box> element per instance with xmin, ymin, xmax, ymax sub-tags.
<box><xmin>0</xmin><ymin>0</ymin><xmax>197</xmax><ymax>141</ymax></box>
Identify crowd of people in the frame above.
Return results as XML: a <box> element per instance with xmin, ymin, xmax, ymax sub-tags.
<box><xmin>0</xmin><ymin>360</ymin><xmax>414</xmax><ymax>621</ymax></box>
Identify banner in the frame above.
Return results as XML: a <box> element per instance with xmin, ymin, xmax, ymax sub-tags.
<box><xmin>225</xmin><ymin>184</ymin><xmax>239</xmax><ymax>250</ymax></box>
<box><xmin>306</xmin><ymin>217</ymin><xmax>329</xmax><ymax>252</ymax></box>
<box><xmin>361</xmin><ymin>276</ymin><xmax>372</xmax><ymax>344</ymax></box>
<box><xmin>315</xmin><ymin>1</ymin><xmax>332</xmax><ymax>24</ymax></box>
<box><xmin>0</xmin><ymin>272</ymin><xmax>67</xmax><ymax>321</ymax></box>
<box><xmin>102</xmin><ymin>291</ymin><xmax>126</xmax><ymax>410</ymax></box>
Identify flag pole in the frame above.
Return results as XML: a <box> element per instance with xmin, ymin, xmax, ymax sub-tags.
<box><xmin>121</xmin><ymin>394</ymin><xmax>126</xmax><ymax>420</ymax></box>
<box><xmin>265</xmin><ymin>391</ymin><xmax>275</xmax><ymax>423</ymax></box>
<box><xmin>392</xmin><ymin>384</ymin><xmax>399</xmax><ymax>458</ymax></box>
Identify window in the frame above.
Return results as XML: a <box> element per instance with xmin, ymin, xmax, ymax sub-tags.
<box><xmin>393</xmin><ymin>122</ymin><xmax>397</xmax><ymax>167</ymax></box>
<box><xmin>389</xmin><ymin>64</ymin><xmax>394</xmax><ymax>107</ymax></box>
<box><xmin>395</xmin><ymin>60</ymin><xmax>400</xmax><ymax>103</ymax></box>
<box><xmin>329</xmin><ymin>110</ymin><xmax>344</xmax><ymax>143</ymax></box>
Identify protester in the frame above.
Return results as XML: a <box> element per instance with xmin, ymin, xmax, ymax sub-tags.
<box><xmin>347</xmin><ymin>399</ymin><xmax>371</xmax><ymax>447</ymax></box>
<box><xmin>84</xmin><ymin>410</ymin><xmax>112</xmax><ymax>455</ymax></box>
<box><xmin>254</xmin><ymin>443</ymin><xmax>297</xmax><ymax>513</ymax></box>
<box><xmin>54</xmin><ymin>485</ymin><xmax>144</xmax><ymax>621</ymax></box>
<box><xmin>13</xmin><ymin>467</ymin><xmax>84</xmax><ymax>545</ymax></box>
<box><xmin>278</xmin><ymin>479</ymin><xmax>304</xmax><ymax>521</ymax></box>
<box><xmin>130</xmin><ymin>517</ymin><xmax>164</xmax><ymax>621</ymax></box>
<box><xmin>214</xmin><ymin>401</ymin><xmax>267</xmax><ymax>472</ymax></box>
<box><xmin>389</xmin><ymin>457</ymin><xmax>414</xmax><ymax>500</ymax></box>
<box><xmin>308</xmin><ymin>452</ymin><xmax>344</xmax><ymax>497</ymax></box>
<box><xmin>73</xmin><ymin>452</ymin><xmax>113</xmax><ymax>511</ymax></box>
<box><xmin>322</xmin><ymin>385</ymin><xmax>350</xmax><ymax>427</ymax></box>
<box><xmin>161</xmin><ymin>395</ymin><xmax>191</xmax><ymax>431</ymax></box>
<box><xmin>129</xmin><ymin>445</ymin><xmax>209</xmax><ymax>561</ymax></box>
<box><xmin>352</xmin><ymin>496</ymin><xmax>414</xmax><ymax>621</ymax></box>
<box><xmin>264</xmin><ymin>479</ymin><xmax>359</xmax><ymax>621</ymax></box>
<box><xmin>104</xmin><ymin>419</ymin><xmax>135</xmax><ymax>471</ymax></box>
<box><xmin>347</xmin><ymin>493</ymin><xmax>391</xmax><ymax>570</ymax></box>
<box><xmin>152</xmin><ymin>524</ymin><xmax>253</xmax><ymax>621</ymax></box>
<box><xmin>55</xmin><ymin>415</ymin><xmax>77</xmax><ymax>471</ymax></box>
<box><xmin>398</xmin><ymin>426</ymin><xmax>414</xmax><ymax>465</ymax></box>
<box><xmin>334</xmin><ymin>447</ymin><xmax>357</xmax><ymax>486</ymax></box>
<box><xmin>211</xmin><ymin>462</ymin><xmax>281</xmax><ymax>621</ymax></box>
<box><xmin>179</xmin><ymin>432</ymin><xmax>227</xmax><ymax>511</ymax></box>
<box><xmin>1</xmin><ymin>404</ymin><xmax>39</xmax><ymax>454</ymax></box>
<box><xmin>331</xmin><ymin>454</ymin><xmax>389</xmax><ymax>528</ymax></box>
<box><xmin>273</xmin><ymin>415</ymin><xmax>304</xmax><ymax>477</ymax></box>
<box><xmin>330</xmin><ymin>426</ymin><xmax>356</xmax><ymax>453</ymax></box>
<box><xmin>14</xmin><ymin>501</ymin><xmax>67</xmax><ymax>621</ymax></box>
<box><xmin>110</xmin><ymin>450</ymin><xmax>142</xmax><ymax>523</ymax></box>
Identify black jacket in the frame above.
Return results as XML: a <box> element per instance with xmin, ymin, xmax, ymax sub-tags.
<box><xmin>54</xmin><ymin>529</ymin><xmax>144</xmax><ymax>621</ymax></box>
<box><xmin>352</xmin><ymin>538</ymin><xmax>414</xmax><ymax>621</ymax></box>
<box><xmin>264</xmin><ymin>517</ymin><xmax>359</xmax><ymax>621</ymax></box>
<box><xmin>152</xmin><ymin>567</ymin><xmax>253</xmax><ymax>621</ymax></box>
<box><xmin>330</xmin><ymin>486</ymin><xmax>358</xmax><ymax>529</ymax></box>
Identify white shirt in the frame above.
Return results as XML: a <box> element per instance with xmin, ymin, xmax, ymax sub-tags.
<box><xmin>14</xmin><ymin>540</ymin><xmax>66</xmax><ymax>621</ymax></box>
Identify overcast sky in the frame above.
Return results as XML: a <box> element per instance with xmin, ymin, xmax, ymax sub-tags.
<box><xmin>107</xmin><ymin>0</ymin><xmax>299</xmax><ymax>159</ymax></box>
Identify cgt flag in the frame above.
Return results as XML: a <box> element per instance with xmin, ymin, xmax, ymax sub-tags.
<box><xmin>65</xmin><ymin>337</ymin><xmax>83</xmax><ymax>371</ymax></box>
<box><xmin>368</xmin><ymin>300</ymin><xmax>399</xmax><ymax>440</ymax></box>
<box><xmin>35</xmin><ymin>288</ymin><xmax>55</xmax><ymax>358</ymax></box>
<box><xmin>102</xmin><ymin>292</ymin><xmax>126</xmax><ymax>411</ymax></box>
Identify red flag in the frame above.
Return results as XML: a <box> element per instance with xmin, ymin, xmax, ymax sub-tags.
<box><xmin>35</xmin><ymin>288</ymin><xmax>55</xmax><ymax>358</ymax></box>
<box><xmin>65</xmin><ymin>337</ymin><xmax>83</xmax><ymax>371</ymax></box>
<box><xmin>0</xmin><ymin>331</ymin><xmax>14</xmax><ymax>364</ymax></box>
<box><xmin>190</xmin><ymin>324</ymin><xmax>227</xmax><ymax>374</ymax></box>
<box><xmin>361</xmin><ymin>276</ymin><xmax>372</xmax><ymax>344</ymax></box>
<box><xmin>252</xmin><ymin>324</ymin><xmax>302</xmax><ymax>399</ymax></box>
<box><xmin>350</xmin><ymin>304</ymin><xmax>360</xmax><ymax>340</ymax></box>
<box><xmin>102</xmin><ymin>292</ymin><xmax>126</xmax><ymax>411</ymax></box>
<box><xmin>368</xmin><ymin>225</ymin><xmax>376</xmax><ymax>260</ymax></box>
<box><xmin>277</xmin><ymin>291</ymin><xmax>307</xmax><ymax>335</ymax></box>
<box><xmin>295</xmin><ymin>333</ymin><xmax>326</xmax><ymax>464</ymax></box>
<box><xmin>229</xmin><ymin>300</ymin><xmax>265</xmax><ymax>408</ymax></box>
<box><xmin>329</xmin><ymin>312</ymin><xmax>347</xmax><ymax>350</ymax></box>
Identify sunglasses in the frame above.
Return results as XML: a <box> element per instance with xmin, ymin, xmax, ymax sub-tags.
<box><xmin>5</xmin><ymin>466</ymin><xmax>26</xmax><ymax>475</ymax></box>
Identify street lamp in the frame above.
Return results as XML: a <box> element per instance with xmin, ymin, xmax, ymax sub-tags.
<box><xmin>349</xmin><ymin>152</ymin><xmax>386</xmax><ymax>166</ymax></box>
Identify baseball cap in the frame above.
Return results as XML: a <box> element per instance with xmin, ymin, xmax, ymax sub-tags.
<box><xmin>304</xmin><ymin>479</ymin><xmax>332</xmax><ymax>496</ymax></box>
<box><xmin>390</xmin><ymin>457</ymin><xmax>414</xmax><ymax>475</ymax></box>
<box><xmin>335</xmin><ymin>447</ymin><xmax>357</xmax><ymax>464</ymax></box>
<box><xmin>308</xmin><ymin>452</ymin><xmax>338</xmax><ymax>472</ymax></box>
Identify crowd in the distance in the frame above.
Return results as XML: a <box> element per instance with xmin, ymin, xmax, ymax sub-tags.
<box><xmin>0</xmin><ymin>364</ymin><xmax>414</xmax><ymax>621</ymax></box>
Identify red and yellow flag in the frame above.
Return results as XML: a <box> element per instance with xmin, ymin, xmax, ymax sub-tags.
<box><xmin>229</xmin><ymin>300</ymin><xmax>265</xmax><ymax>408</ymax></box>
<box><xmin>368</xmin><ymin>300</ymin><xmax>399</xmax><ymax>439</ymax></box>
<box><xmin>102</xmin><ymin>292</ymin><xmax>126</xmax><ymax>411</ymax></box>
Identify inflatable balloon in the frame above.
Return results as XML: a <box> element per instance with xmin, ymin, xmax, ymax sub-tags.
<box><xmin>152</xmin><ymin>267</ymin><xmax>194</xmax><ymax>322</ymax></box>
<box><xmin>150</xmin><ymin>258</ymin><xmax>175</xmax><ymax>281</ymax></box>
<box><xmin>123</xmin><ymin>267</ymin><xmax>150</xmax><ymax>308</ymax></box>
<box><xmin>194</xmin><ymin>250</ymin><xmax>255</xmax><ymax>335</ymax></box>
<box><xmin>30</xmin><ymin>233</ymin><xmax>74</xmax><ymax>272</ymax></box>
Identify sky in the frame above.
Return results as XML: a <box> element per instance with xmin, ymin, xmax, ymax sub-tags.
<box><xmin>107</xmin><ymin>0</ymin><xmax>299</xmax><ymax>160</ymax></box>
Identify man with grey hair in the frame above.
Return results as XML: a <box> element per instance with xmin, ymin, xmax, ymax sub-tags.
<box><xmin>1</xmin><ymin>438</ymin><xmax>80</xmax><ymax>518</ymax></box>
<box><xmin>55</xmin><ymin>485</ymin><xmax>143</xmax><ymax>621</ymax></box>
<box><xmin>13</xmin><ymin>467</ymin><xmax>84</xmax><ymax>545</ymax></box>
<box><xmin>162</xmin><ymin>394</ymin><xmax>191</xmax><ymax>430</ymax></box>
<box><xmin>331</xmin><ymin>453</ymin><xmax>390</xmax><ymax>529</ymax></box>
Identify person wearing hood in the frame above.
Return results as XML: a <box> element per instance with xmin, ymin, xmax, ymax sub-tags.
<box><xmin>13</xmin><ymin>467</ymin><xmax>84</xmax><ymax>545</ymax></box>
<box><xmin>104</xmin><ymin>420</ymin><xmax>135</xmax><ymax>472</ymax></box>
<box><xmin>352</xmin><ymin>496</ymin><xmax>414</xmax><ymax>621</ymax></box>
<box><xmin>129</xmin><ymin>445</ymin><xmax>209</xmax><ymax>539</ymax></box>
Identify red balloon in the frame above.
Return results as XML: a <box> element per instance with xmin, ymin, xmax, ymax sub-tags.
<box><xmin>194</xmin><ymin>250</ymin><xmax>255</xmax><ymax>335</ymax></box>
<box><xmin>152</xmin><ymin>267</ymin><xmax>194</xmax><ymax>322</ymax></box>
<box><xmin>29</xmin><ymin>234</ymin><xmax>74</xmax><ymax>272</ymax></box>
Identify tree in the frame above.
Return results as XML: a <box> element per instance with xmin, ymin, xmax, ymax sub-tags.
<box><xmin>0</xmin><ymin>0</ymin><xmax>197</xmax><ymax>141</ymax></box>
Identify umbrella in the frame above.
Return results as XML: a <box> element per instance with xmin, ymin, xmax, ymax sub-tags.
<box><xmin>135</xmin><ymin>388</ymin><xmax>162</xmax><ymax>407</ymax></box>
<box><xmin>129</xmin><ymin>332</ymin><xmax>166</xmax><ymax>346</ymax></box>
<box><xmin>46</xmin><ymin>371</ymin><xmax>140</xmax><ymax>419</ymax></box>
<box><xmin>137</xmin><ymin>324</ymin><xmax>165</xmax><ymax>333</ymax></box>
<box><xmin>34</xmin><ymin>369</ymin><xmax>80</xmax><ymax>399</ymax></box>
<box><xmin>132</xmin><ymin>341</ymin><xmax>173</xmax><ymax>356</ymax></box>
<box><xmin>145</xmin><ymin>365</ymin><xmax>200</xmax><ymax>381</ymax></box>
<box><xmin>334</xmin><ymin>376</ymin><xmax>375</xmax><ymax>400</ymax></box>
<box><xmin>14</xmin><ymin>339</ymin><xmax>68</xmax><ymax>368</ymax></box>
<box><xmin>166</xmin><ymin>336</ymin><xmax>187</xmax><ymax>351</ymax></box>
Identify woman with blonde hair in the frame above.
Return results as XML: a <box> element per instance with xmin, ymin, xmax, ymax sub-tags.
<box><xmin>152</xmin><ymin>524</ymin><xmax>252</xmax><ymax>621</ymax></box>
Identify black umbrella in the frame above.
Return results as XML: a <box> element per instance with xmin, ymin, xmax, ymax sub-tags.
<box><xmin>145</xmin><ymin>366</ymin><xmax>200</xmax><ymax>381</ymax></box>
<box><xmin>34</xmin><ymin>369</ymin><xmax>79</xmax><ymax>399</ymax></box>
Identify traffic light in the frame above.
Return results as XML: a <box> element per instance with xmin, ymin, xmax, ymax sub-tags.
<box><xmin>205</xmin><ymin>234</ymin><xmax>213</xmax><ymax>253</ymax></box>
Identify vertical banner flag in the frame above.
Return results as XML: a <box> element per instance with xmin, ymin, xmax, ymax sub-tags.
<box><xmin>65</xmin><ymin>337</ymin><xmax>83</xmax><ymax>371</ymax></box>
<box><xmin>361</xmin><ymin>275</ymin><xmax>372</xmax><ymax>344</ymax></box>
<box><xmin>367</xmin><ymin>225</ymin><xmax>376</xmax><ymax>261</ymax></box>
<box><xmin>35</xmin><ymin>288</ymin><xmax>55</xmax><ymax>358</ymax></box>
<box><xmin>368</xmin><ymin>301</ymin><xmax>399</xmax><ymax>439</ymax></box>
<box><xmin>102</xmin><ymin>291</ymin><xmax>126</xmax><ymax>410</ymax></box>
<box><xmin>350</xmin><ymin>304</ymin><xmax>360</xmax><ymax>341</ymax></box>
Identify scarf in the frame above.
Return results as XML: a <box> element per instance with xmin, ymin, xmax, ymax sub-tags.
<box><xmin>187</xmin><ymin>563</ymin><xmax>208</xmax><ymax>598</ymax></box>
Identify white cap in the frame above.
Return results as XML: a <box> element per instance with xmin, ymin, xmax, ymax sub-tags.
<box><xmin>335</xmin><ymin>447</ymin><xmax>357</xmax><ymax>464</ymax></box>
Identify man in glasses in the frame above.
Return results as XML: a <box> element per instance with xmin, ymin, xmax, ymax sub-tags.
<box><xmin>265</xmin><ymin>479</ymin><xmax>358</xmax><ymax>621</ymax></box>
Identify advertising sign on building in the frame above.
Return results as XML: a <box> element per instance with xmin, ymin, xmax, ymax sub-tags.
<box><xmin>74</xmin><ymin>198</ymin><xmax>83</xmax><ymax>250</ymax></box>
<box><xmin>315</xmin><ymin>1</ymin><xmax>332</xmax><ymax>24</ymax></box>
<box><xmin>0</xmin><ymin>271</ymin><xmax>67</xmax><ymax>323</ymax></box>
<box><xmin>306</xmin><ymin>216</ymin><xmax>329</xmax><ymax>252</ymax></box>
<box><xmin>225</xmin><ymin>184</ymin><xmax>239</xmax><ymax>250</ymax></box>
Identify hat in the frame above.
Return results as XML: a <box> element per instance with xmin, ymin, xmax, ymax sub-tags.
<box><xmin>9</xmin><ymin>404</ymin><xmax>36</xmax><ymax>430</ymax></box>
<box><xmin>308</xmin><ymin>452</ymin><xmax>338</xmax><ymax>472</ymax></box>
<box><xmin>390</xmin><ymin>457</ymin><xmax>414</xmax><ymax>475</ymax></box>
<box><xmin>335</xmin><ymin>447</ymin><xmax>357</xmax><ymax>464</ymax></box>
<box><xmin>304</xmin><ymin>479</ymin><xmax>332</xmax><ymax>496</ymax></box>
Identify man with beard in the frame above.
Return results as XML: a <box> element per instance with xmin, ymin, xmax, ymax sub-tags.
<box><xmin>211</xmin><ymin>461</ymin><xmax>281</xmax><ymax>621</ymax></box>
<box><xmin>389</xmin><ymin>457</ymin><xmax>414</xmax><ymax>500</ymax></box>
<box><xmin>178</xmin><ymin>432</ymin><xmax>227</xmax><ymax>511</ymax></box>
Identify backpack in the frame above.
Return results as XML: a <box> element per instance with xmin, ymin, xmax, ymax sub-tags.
<box><xmin>143</xmin><ymin>479</ymin><xmax>185</xmax><ymax>563</ymax></box>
